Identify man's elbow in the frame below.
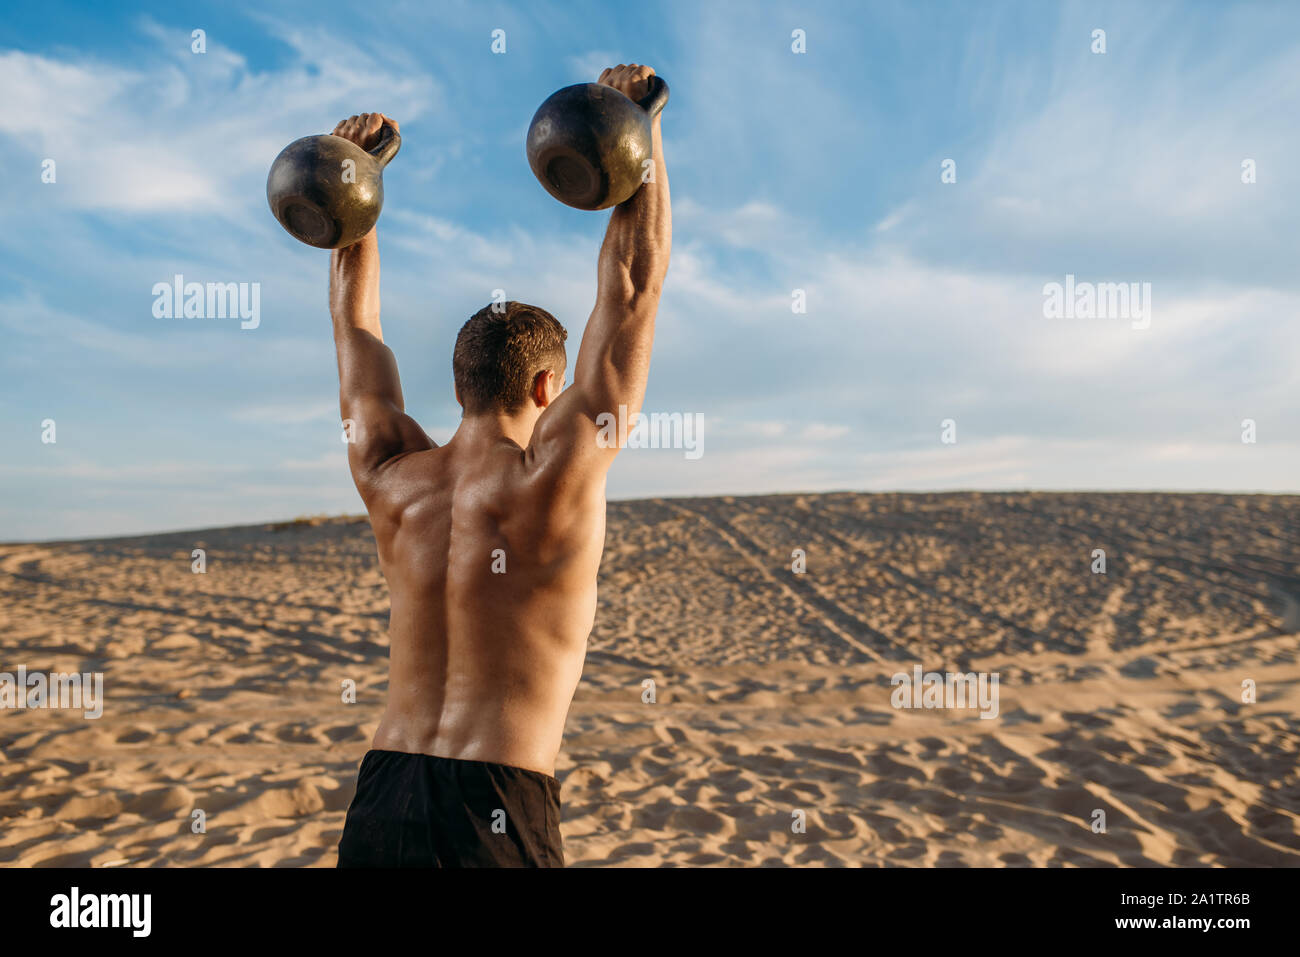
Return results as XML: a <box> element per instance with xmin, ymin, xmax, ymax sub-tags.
<box><xmin>606</xmin><ymin>268</ymin><xmax>663</xmax><ymax>316</ymax></box>
<box><xmin>631</xmin><ymin>255</ymin><xmax>668</xmax><ymax>303</ymax></box>
<box><xmin>627</xmin><ymin>287</ymin><xmax>661</xmax><ymax>319</ymax></box>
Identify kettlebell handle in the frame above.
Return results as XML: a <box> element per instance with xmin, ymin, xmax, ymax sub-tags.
<box><xmin>636</xmin><ymin>76</ymin><xmax>670</xmax><ymax>119</ymax></box>
<box><xmin>342</xmin><ymin>119</ymin><xmax>401</xmax><ymax>168</ymax></box>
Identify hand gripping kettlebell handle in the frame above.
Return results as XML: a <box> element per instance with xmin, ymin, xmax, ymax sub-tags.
<box><xmin>635</xmin><ymin>76</ymin><xmax>670</xmax><ymax>119</ymax></box>
<box><xmin>366</xmin><ymin>120</ymin><xmax>402</xmax><ymax>168</ymax></box>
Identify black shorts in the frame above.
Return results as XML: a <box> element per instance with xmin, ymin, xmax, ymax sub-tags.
<box><xmin>337</xmin><ymin>749</ymin><xmax>564</xmax><ymax>868</ymax></box>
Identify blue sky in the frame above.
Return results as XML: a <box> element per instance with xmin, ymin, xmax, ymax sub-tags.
<box><xmin>1</xmin><ymin>0</ymin><xmax>1297</xmax><ymax>541</ymax></box>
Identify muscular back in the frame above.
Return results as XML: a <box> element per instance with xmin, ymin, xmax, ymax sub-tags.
<box><xmin>364</xmin><ymin>441</ymin><xmax>606</xmax><ymax>775</ymax></box>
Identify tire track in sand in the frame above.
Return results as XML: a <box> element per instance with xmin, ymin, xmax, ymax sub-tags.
<box><xmin>663</xmin><ymin>500</ymin><xmax>891</xmax><ymax>664</ymax></box>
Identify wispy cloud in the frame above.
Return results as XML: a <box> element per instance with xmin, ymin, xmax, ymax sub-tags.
<box><xmin>565</xmin><ymin>50</ymin><xmax>617</xmax><ymax>82</ymax></box>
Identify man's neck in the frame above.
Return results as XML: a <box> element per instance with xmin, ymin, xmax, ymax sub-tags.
<box><xmin>453</xmin><ymin>410</ymin><xmax>537</xmax><ymax>450</ymax></box>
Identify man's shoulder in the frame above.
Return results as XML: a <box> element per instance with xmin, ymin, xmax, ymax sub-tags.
<box><xmin>358</xmin><ymin>445</ymin><xmax>451</xmax><ymax>515</ymax></box>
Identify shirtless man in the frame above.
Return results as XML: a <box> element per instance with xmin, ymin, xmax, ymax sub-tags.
<box><xmin>332</xmin><ymin>64</ymin><xmax>670</xmax><ymax>867</ymax></box>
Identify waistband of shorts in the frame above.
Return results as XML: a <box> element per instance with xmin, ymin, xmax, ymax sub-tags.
<box><xmin>362</xmin><ymin>748</ymin><xmax>561</xmax><ymax>788</ymax></box>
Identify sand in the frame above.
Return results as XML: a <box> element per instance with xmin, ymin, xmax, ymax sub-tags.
<box><xmin>1</xmin><ymin>491</ymin><xmax>1297</xmax><ymax>867</ymax></box>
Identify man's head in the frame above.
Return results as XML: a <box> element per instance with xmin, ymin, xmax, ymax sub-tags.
<box><xmin>453</xmin><ymin>301</ymin><xmax>568</xmax><ymax>417</ymax></box>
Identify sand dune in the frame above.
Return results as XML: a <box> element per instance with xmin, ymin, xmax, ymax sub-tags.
<box><xmin>1</xmin><ymin>492</ymin><xmax>1297</xmax><ymax>866</ymax></box>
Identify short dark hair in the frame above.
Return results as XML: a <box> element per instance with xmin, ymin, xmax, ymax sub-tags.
<box><xmin>453</xmin><ymin>301</ymin><xmax>568</xmax><ymax>413</ymax></box>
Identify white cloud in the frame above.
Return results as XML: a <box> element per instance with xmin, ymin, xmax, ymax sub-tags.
<box><xmin>0</xmin><ymin>21</ymin><xmax>439</xmax><ymax>216</ymax></box>
<box><xmin>802</xmin><ymin>423</ymin><xmax>850</xmax><ymax>441</ymax></box>
<box><xmin>674</xmin><ymin>198</ymin><xmax>790</xmax><ymax>250</ymax></box>
<box><xmin>229</xmin><ymin>400</ymin><xmax>338</xmax><ymax>425</ymax></box>
<box><xmin>566</xmin><ymin>51</ymin><xmax>618</xmax><ymax>82</ymax></box>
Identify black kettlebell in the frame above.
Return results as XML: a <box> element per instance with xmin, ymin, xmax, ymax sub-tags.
<box><xmin>526</xmin><ymin>76</ymin><xmax>669</xmax><ymax>210</ymax></box>
<box><xmin>266</xmin><ymin>120</ymin><xmax>401</xmax><ymax>248</ymax></box>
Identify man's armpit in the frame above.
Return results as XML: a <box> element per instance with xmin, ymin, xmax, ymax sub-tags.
<box><xmin>527</xmin><ymin>395</ymin><xmax>621</xmax><ymax>480</ymax></box>
<box><xmin>343</xmin><ymin>394</ymin><xmax>435</xmax><ymax>474</ymax></box>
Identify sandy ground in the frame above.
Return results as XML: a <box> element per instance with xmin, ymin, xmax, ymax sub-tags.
<box><xmin>1</xmin><ymin>491</ymin><xmax>1297</xmax><ymax>867</ymax></box>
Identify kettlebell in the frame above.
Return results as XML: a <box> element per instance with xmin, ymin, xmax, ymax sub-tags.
<box><xmin>526</xmin><ymin>76</ymin><xmax>669</xmax><ymax>210</ymax></box>
<box><xmin>266</xmin><ymin>120</ymin><xmax>401</xmax><ymax>249</ymax></box>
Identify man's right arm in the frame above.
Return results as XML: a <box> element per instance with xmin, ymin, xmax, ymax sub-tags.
<box><xmin>529</xmin><ymin>63</ymin><xmax>671</xmax><ymax>475</ymax></box>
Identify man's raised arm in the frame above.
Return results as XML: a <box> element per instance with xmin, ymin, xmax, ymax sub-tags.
<box><xmin>329</xmin><ymin>113</ymin><xmax>433</xmax><ymax>486</ymax></box>
<box><xmin>531</xmin><ymin>64</ymin><xmax>672</xmax><ymax>470</ymax></box>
